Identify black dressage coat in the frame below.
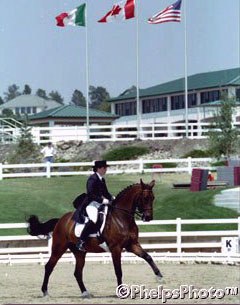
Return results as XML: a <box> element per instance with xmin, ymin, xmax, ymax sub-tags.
<box><xmin>87</xmin><ymin>173</ymin><xmax>113</xmax><ymax>204</ymax></box>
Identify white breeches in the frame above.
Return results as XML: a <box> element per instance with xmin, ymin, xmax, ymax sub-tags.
<box><xmin>86</xmin><ymin>201</ymin><xmax>101</xmax><ymax>223</ymax></box>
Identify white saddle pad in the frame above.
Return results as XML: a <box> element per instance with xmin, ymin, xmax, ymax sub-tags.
<box><xmin>74</xmin><ymin>205</ymin><xmax>109</xmax><ymax>238</ymax></box>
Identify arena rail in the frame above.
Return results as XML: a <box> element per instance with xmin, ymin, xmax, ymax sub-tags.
<box><xmin>0</xmin><ymin>218</ymin><xmax>239</xmax><ymax>265</ymax></box>
<box><xmin>3</xmin><ymin>121</ymin><xmax>240</xmax><ymax>144</ymax></box>
<box><xmin>0</xmin><ymin>157</ymin><xmax>214</xmax><ymax>180</ymax></box>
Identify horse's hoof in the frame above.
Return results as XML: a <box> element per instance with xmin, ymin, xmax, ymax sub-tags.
<box><xmin>42</xmin><ymin>291</ymin><xmax>49</xmax><ymax>297</ymax></box>
<box><xmin>81</xmin><ymin>291</ymin><xmax>93</xmax><ymax>298</ymax></box>
<box><xmin>156</xmin><ymin>276</ymin><xmax>166</xmax><ymax>284</ymax></box>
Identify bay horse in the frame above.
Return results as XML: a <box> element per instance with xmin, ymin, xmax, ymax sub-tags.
<box><xmin>27</xmin><ymin>179</ymin><xmax>163</xmax><ymax>298</ymax></box>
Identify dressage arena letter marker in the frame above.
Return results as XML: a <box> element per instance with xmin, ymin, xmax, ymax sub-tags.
<box><xmin>221</xmin><ymin>237</ymin><xmax>240</xmax><ymax>254</ymax></box>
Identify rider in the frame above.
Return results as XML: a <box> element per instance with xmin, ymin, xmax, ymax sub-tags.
<box><xmin>76</xmin><ymin>160</ymin><xmax>114</xmax><ymax>251</ymax></box>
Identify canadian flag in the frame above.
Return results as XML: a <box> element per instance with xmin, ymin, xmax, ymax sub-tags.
<box><xmin>98</xmin><ymin>0</ymin><xmax>135</xmax><ymax>23</ymax></box>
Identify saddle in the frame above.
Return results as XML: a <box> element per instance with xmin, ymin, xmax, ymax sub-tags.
<box><xmin>72</xmin><ymin>193</ymin><xmax>88</xmax><ymax>224</ymax></box>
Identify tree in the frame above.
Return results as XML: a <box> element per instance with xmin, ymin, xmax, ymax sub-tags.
<box><xmin>4</xmin><ymin>84</ymin><xmax>21</xmax><ymax>102</ymax></box>
<box><xmin>89</xmin><ymin>86</ymin><xmax>110</xmax><ymax>109</ymax></box>
<box><xmin>0</xmin><ymin>96</ymin><xmax>4</xmax><ymax>105</ymax></box>
<box><xmin>71</xmin><ymin>89</ymin><xmax>86</xmax><ymax>107</ymax></box>
<box><xmin>23</xmin><ymin>84</ymin><xmax>32</xmax><ymax>95</ymax></box>
<box><xmin>208</xmin><ymin>96</ymin><xmax>240</xmax><ymax>158</ymax></box>
<box><xmin>48</xmin><ymin>91</ymin><xmax>64</xmax><ymax>104</ymax></box>
<box><xmin>13</xmin><ymin>117</ymin><xmax>38</xmax><ymax>163</ymax></box>
<box><xmin>2</xmin><ymin>108</ymin><xmax>14</xmax><ymax>117</ymax></box>
<box><xmin>36</xmin><ymin>89</ymin><xmax>48</xmax><ymax>100</ymax></box>
<box><xmin>97</xmin><ymin>101</ymin><xmax>111</xmax><ymax>112</ymax></box>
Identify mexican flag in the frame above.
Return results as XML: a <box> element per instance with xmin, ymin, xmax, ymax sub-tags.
<box><xmin>98</xmin><ymin>0</ymin><xmax>135</xmax><ymax>23</ymax></box>
<box><xmin>56</xmin><ymin>3</ymin><xmax>86</xmax><ymax>27</ymax></box>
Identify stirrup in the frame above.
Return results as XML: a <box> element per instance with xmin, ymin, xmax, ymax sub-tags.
<box><xmin>76</xmin><ymin>240</ymin><xmax>86</xmax><ymax>252</ymax></box>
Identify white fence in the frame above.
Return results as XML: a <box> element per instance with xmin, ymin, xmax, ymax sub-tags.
<box><xmin>0</xmin><ymin>218</ymin><xmax>240</xmax><ymax>265</ymax></box>
<box><xmin>0</xmin><ymin>158</ymin><xmax>213</xmax><ymax>180</ymax></box>
<box><xmin>2</xmin><ymin>121</ymin><xmax>240</xmax><ymax>144</ymax></box>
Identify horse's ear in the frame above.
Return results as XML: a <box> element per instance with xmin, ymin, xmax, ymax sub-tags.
<box><xmin>140</xmin><ymin>179</ymin><xmax>145</xmax><ymax>189</ymax></box>
<box><xmin>149</xmin><ymin>180</ymin><xmax>155</xmax><ymax>189</ymax></box>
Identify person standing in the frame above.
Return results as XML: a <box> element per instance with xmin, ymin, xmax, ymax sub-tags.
<box><xmin>41</xmin><ymin>142</ymin><xmax>56</xmax><ymax>163</ymax></box>
<box><xmin>76</xmin><ymin>160</ymin><xmax>114</xmax><ymax>251</ymax></box>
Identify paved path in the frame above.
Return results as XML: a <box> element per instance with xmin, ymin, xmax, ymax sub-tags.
<box><xmin>214</xmin><ymin>187</ymin><xmax>240</xmax><ymax>212</ymax></box>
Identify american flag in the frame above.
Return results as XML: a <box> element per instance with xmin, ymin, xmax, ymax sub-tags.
<box><xmin>148</xmin><ymin>0</ymin><xmax>182</xmax><ymax>24</ymax></box>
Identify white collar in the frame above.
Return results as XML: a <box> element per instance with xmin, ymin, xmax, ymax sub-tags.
<box><xmin>96</xmin><ymin>172</ymin><xmax>103</xmax><ymax>181</ymax></box>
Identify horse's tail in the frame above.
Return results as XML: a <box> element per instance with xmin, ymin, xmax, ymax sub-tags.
<box><xmin>26</xmin><ymin>215</ymin><xmax>59</xmax><ymax>236</ymax></box>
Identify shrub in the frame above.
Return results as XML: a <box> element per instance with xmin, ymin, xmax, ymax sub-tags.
<box><xmin>182</xmin><ymin>149</ymin><xmax>211</xmax><ymax>158</ymax></box>
<box><xmin>102</xmin><ymin>145</ymin><xmax>149</xmax><ymax>161</ymax></box>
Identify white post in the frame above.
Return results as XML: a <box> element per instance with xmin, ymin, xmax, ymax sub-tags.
<box><xmin>46</xmin><ymin>162</ymin><xmax>51</xmax><ymax>178</ymax></box>
<box><xmin>112</xmin><ymin>125</ymin><xmax>116</xmax><ymax>141</ymax></box>
<box><xmin>187</xmin><ymin>157</ymin><xmax>192</xmax><ymax>174</ymax></box>
<box><xmin>48</xmin><ymin>236</ymin><xmax>52</xmax><ymax>256</ymax></box>
<box><xmin>176</xmin><ymin>217</ymin><xmax>182</xmax><ymax>254</ymax></box>
<box><xmin>0</xmin><ymin>163</ymin><xmax>3</xmax><ymax>180</ymax></box>
<box><xmin>139</xmin><ymin>158</ymin><xmax>144</xmax><ymax>173</ymax></box>
<box><xmin>184</xmin><ymin>0</ymin><xmax>188</xmax><ymax>138</ymax></box>
<box><xmin>136</xmin><ymin>0</ymin><xmax>141</xmax><ymax>139</ymax></box>
<box><xmin>85</xmin><ymin>3</ymin><xmax>90</xmax><ymax>141</ymax></box>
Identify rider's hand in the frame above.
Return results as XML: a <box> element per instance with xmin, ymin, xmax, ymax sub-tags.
<box><xmin>102</xmin><ymin>198</ymin><xmax>110</xmax><ymax>204</ymax></box>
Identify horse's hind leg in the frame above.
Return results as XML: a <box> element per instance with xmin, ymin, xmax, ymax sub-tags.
<box><xmin>127</xmin><ymin>243</ymin><xmax>163</xmax><ymax>281</ymax></box>
<box><xmin>68</xmin><ymin>245</ymin><xmax>91</xmax><ymax>298</ymax></box>
<box><xmin>41</xmin><ymin>242</ymin><xmax>67</xmax><ymax>296</ymax></box>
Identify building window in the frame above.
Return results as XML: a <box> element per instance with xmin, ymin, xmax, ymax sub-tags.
<box><xmin>171</xmin><ymin>95</ymin><xmax>185</xmax><ymax>110</ymax></box>
<box><xmin>15</xmin><ymin>107</ymin><xmax>20</xmax><ymax>115</ymax></box>
<box><xmin>20</xmin><ymin>107</ymin><xmax>26</xmax><ymax>114</ymax></box>
<box><xmin>115</xmin><ymin>101</ymin><xmax>136</xmax><ymax>116</ymax></box>
<box><xmin>236</xmin><ymin>88</ymin><xmax>240</xmax><ymax>101</ymax></box>
<box><xmin>200</xmin><ymin>89</ymin><xmax>227</xmax><ymax>104</ymax></box>
<box><xmin>188</xmin><ymin>93</ymin><xmax>197</xmax><ymax>108</ymax></box>
<box><xmin>142</xmin><ymin>97</ymin><xmax>167</xmax><ymax>113</ymax></box>
<box><xmin>27</xmin><ymin>107</ymin><xmax>31</xmax><ymax>114</ymax></box>
<box><xmin>32</xmin><ymin>107</ymin><xmax>37</xmax><ymax>114</ymax></box>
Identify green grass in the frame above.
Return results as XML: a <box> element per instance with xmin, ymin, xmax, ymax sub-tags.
<box><xmin>0</xmin><ymin>174</ymin><xmax>238</xmax><ymax>235</ymax></box>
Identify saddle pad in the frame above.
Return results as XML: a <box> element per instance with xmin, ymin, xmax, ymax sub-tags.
<box><xmin>74</xmin><ymin>205</ymin><xmax>109</xmax><ymax>238</ymax></box>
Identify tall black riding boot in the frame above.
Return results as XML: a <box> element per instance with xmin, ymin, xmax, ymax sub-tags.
<box><xmin>76</xmin><ymin>220</ymin><xmax>95</xmax><ymax>251</ymax></box>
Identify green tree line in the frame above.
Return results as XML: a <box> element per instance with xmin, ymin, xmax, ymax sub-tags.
<box><xmin>0</xmin><ymin>83</ymin><xmax>112</xmax><ymax>114</ymax></box>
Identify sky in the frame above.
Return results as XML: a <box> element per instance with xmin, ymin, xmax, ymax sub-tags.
<box><xmin>0</xmin><ymin>0</ymin><xmax>239</xmax><ymax>104</ymax></box>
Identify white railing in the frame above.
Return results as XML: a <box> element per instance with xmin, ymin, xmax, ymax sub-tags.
<box><xmin>0</xmin><ymin>218</ymin><xmax>239</xmax><ymax>264</ymax></box>
<box><xmin>0</xmin><ymin>158</ymin><xmax>214</xmax><ymax>180</ymax></box>
<box><xmin>4</xmin><ymin>121</ymin><xmax>240</xmax><ymax>144</ymax></box>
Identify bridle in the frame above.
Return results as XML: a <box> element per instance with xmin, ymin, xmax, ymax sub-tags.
<box><xmin>111</xmin><ymin>189</ymin><xmax>154</xmax><ymax>219</ymax></box>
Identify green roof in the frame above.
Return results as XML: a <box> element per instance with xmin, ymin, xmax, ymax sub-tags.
<box><xmin>109</xmin><ymin>67</ymin><xmax>240</xmax><ymax>102</ymax></box>
<box><xmin>29</xmin><ymin>105</ymin><xmax>117</xmax><ymax>120</ymax></box>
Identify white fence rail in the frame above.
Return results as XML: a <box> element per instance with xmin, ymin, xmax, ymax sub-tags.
<box><xmin>0</xmin><ymin>158</ymin><xmax>214</xmax><ymax>180</ymax></box>
<box><xmin>2</xmin><ymin>121</ymin><xmax>240</xmax><ymax>144</ymax></box>
<box><xmin>0</xmin><ymin>218</ymin><xmax>240</xmax><ymax>264</ymax></box>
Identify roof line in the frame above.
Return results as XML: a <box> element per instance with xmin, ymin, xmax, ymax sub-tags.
<box><xmin>48</xmin><ymin>104</ymin><xmax>68</xmax><ymax>116</ymax></box>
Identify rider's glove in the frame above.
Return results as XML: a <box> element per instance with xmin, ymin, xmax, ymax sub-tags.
<box><xmin>102</xmin><ymin>198</ymin><xmax>110</xmax><ymax>204</ymax></box>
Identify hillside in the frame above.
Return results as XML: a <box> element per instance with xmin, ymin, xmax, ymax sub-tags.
<box><xmin>0</xmin><ymin>138</ymin><xmax>209</xmax><ymax>164</ymax></box>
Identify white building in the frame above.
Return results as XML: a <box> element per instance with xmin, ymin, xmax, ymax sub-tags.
<box><xmin>0</xmin><ymin>95</ymin><xmax>60</xmax><ymax>116</ymax></box>
<box><xmin>109</xmin><ymin>67</ymin><xmax>240</xmax><ymax>126</ymax></box>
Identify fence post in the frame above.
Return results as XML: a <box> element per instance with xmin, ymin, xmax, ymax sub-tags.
<box><xmin>139</xmin><ymin>158</ymin><xmax>144</xmax><ymax>173</ymax></box>
<box><xmin>187</xmin><ymin>157</ymin><xmax>192</xmax><ymax>174</ymax></box>
<box><xmin>238</xmin><ymin>217</ymin><xmax>240</xmax><ymax>238</ymax></box>
<box><xmin>46</xmin><ymin>162</ymin><xmax>51</xmax><ymax>178</ymax></box>
<box><xmin>112</xmin><ymin>126</ymin><xmax>116</xmax><ymax>141</ymax></box>
<box><xmin>0</xmin><ymin>163</ymin><xmax>2</xmax><ymax>180</ymax></box>
<box><xmin>48</xmin><ymin>235</ymin><xmax>52</xmax><ymax>256</ymax></box>
<box><xmin>176</xmin><ymin>217</ymin><xmax>182</xmax><ymax>254</ymax></box>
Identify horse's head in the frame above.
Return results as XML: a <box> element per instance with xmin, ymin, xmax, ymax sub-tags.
<box><xmin>137</xmin><ymin>179</ymin><xmax>155</xmax><ymax>222</ymax></box>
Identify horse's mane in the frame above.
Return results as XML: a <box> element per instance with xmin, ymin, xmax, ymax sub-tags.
<box><xmin>113</xmin><ymin>183</ymin><xmax>140</xmax><ymax>204</ymax></box>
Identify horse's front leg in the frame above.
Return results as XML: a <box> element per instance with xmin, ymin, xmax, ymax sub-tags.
<box><xmin>111</xmin><ymin>246</ymin><xmax>123</xmax><ymax>287</ymax></box>
<box><xmin>127</xmin><ymin>242</ymin><xmax>163</xmax><ymax>281</ymax></box>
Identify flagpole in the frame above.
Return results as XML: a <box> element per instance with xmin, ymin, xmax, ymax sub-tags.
<box><xmin>184</xmin><ymin>0</ymin><xmax>188</xmax><ymax>138</ymax></box>
<box><xmin>136</xmin><ymin>0</ymin><xmax>141</xmax><ymax>139</ymax></box>
<box><xmin>85</xmin><ymin>2</ymin><xmax>90</xmax><ymax>141</ymax></box>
